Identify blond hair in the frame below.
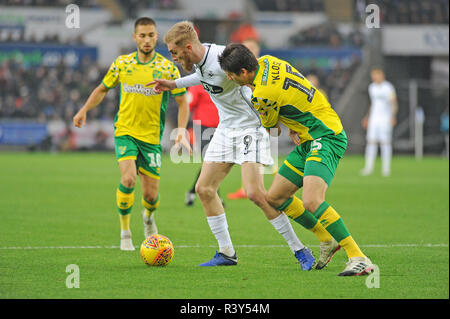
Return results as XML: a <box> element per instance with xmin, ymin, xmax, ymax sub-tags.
<box><xmin>163</xmin><ymin>21</ymin><xmax>200</xmax><ymax>46</ymax></box>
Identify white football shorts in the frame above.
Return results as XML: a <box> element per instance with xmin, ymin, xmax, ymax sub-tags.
<box><xmin>204</xmin><ymin>126</ymin><xmax>274</xmax><ymax>166</ymax></box>
<box><xmin>367</xmin><ymin>121</ymin><xmax>392</xmax><ymax>144</ymax></box>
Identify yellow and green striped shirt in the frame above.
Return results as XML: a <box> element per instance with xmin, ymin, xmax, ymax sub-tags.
<box><xmin>102</xmin><ymin>51</ymin><xmax>186</xmax><ymax>145</ymax></box>
<box><xmin>251</xmin><ymin>55</ymin><xmax>343</xmax><ymax>144</ymax></box>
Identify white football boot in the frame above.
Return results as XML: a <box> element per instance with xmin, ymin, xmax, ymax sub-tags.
<box><xmin>142</xmin><ymin>209</ymin><xmax>158</xmax><ymax>238</ymax></box>
<box><xmin>315</xmin><ymin>237</ymin><xmax>341</xmax><ymax>270</ymax></box>
<box><xmin>120</xmin><ymin>230</ymin><xmax>135</xmax><ymax>251</ymax></box>
<box><xmin>360</xmin><ymin>168</ymin><xmax>373</xmax><ymax>176</ymax></box>
<box><xmin>338</xmin><ymin>256</ymin><xmax>374</xmax><ymax>276</ymax></box>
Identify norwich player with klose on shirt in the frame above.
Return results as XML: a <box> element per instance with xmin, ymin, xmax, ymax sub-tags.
<box><xmin>219</xmin><ymin>44</ymin><xmax>374</xmax><ymax>276</ymax></box>
<box><xmin>73</xmin><ymin>17</ymin><xmax>190</xmax><ymax>251</ymax></box>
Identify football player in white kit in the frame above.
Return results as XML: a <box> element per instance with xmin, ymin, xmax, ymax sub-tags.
<box><xmin>148</xmin><ymin>21</ymin><xmax>315</xmax><ymax>269</ymax></box>
<box><xmin>361</xmin><ymin>68</ymin><xmax>398</xmax><ymax>177</ymax></box>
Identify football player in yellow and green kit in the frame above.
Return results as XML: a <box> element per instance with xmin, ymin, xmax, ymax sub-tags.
<box><xmin>218</xmin><ymin>43</ymin><xmax>374</xmax><ymax>276</ymax></box>
<box><xmin>73</xmin><ymin>17</ymin><xmax>189</xmax><ymax>251</ymax></box>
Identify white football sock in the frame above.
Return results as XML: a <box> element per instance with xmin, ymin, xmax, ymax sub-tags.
<box><xmin>207</xmin><ymin>213</ymin><xmax>235</xmax><ymax>257</ymax></box>
<box><xmin>380</xmin><ymin>143</ymin><xmax>392</xmax><ymax>175</ymax></box>
<box><xmin>270</xmin><ymin>213</ymin><xmax>304</xmax><ymax>252</ymax></box>
<box><xmin>363</xmin><ymin>142</ymin><xmax>377</xmax><ymax>173</ymax></box>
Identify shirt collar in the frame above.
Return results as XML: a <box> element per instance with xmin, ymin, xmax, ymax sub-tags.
<box><xmin>197</xmin><ymin>44</ymin><xmax>211</xmax><ymax>68</ymax></box>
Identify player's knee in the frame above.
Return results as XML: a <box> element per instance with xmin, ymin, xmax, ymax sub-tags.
<box><xmin>142</xmin><ymin>191</ymin><xmax>158</xmax><ymax>204</ymax></box>
<box><xmin>302</xmin><ymin>197</ymin><xmax>321</xmax><ymax>214</ymax></box>
<box><xmin>246</xmin><ymin>189</ymin><xmax>266</xmax><ymax>207</ymax></box>
<box><xmin>121</xmin><ymin>174</ymin><xmax>136</xmax><ymax>188</ymax></box>
<box><xmin>196</xmin><ymin>183</ymin><xmax>216</xmax><ymax>200</ymax></box>
<box><xmin>265</xmin><ymin>192</ymin><xmax>283</xmax><ymax>208</ymax></box>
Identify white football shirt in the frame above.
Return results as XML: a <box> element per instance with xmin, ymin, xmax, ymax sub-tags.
<box><xmin>368</xmin><ymin>81</ymin><xmax>396</xmax><ymax>125</ymax></box>
<box><xmin>175</xmin><ymin>43</ymin><xmax>261</xmax><ymax>129</ymax></box>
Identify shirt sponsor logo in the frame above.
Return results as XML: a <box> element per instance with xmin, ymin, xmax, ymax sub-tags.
<box><xmin>122</xmin><ymin>84</ymin><xmax>157</xmax><ymax>96</ymax></box>
<box><xmin>200</xmin><ymin>81</ymin><xmax>223</xmax><ymax>94</ymax></box>
<box><xmin>261</xmin><ymin>58</ymin><xmax>269</xmax><ymax>86</ymax></box>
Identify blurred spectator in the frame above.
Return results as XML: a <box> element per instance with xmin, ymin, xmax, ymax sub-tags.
<box><xmin>347</xmin><ymin>28</ymin><xmax>364</xmax><ymax>47</ymax></box>
<box><xmin>94</xmin><ymin>128</ymin><xmax>109</xmax><ymax>151</ymax></box>
<box><xmin>0</xmin><ymin>29</ymin><xmax>85</xmax><ymax>45</ymax></box>
<box><xmin>229</xmin><ymin>23</ymin><xmax>260</xmax><ymax>43</ymax></box>
<box><xmin>57</xmin><ymin>121</ymin><xmax>76</xmax><ymax>152</ymax></box>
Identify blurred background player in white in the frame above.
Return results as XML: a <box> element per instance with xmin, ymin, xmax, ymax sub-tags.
<box><xmin>149</xmin><ymin>21</ymin><xmax>315</xmax><ymax>269</ymax></box>
<box><xmin>361</xmin><ymin>68</ymin><xmax>398</xmax><ymax>177</ymax></box>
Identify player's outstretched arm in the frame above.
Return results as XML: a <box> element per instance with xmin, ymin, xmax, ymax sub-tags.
<box><xmin>73</xmin><ymin>83</ymin><xmax>109</xmax><ymax>128</ymax></box>
<box><xmin>147</xmin><ymin>73</ymin><xmax>201</xmax><ymax>93</ymax></box>
<box><xmin>146</xmin><ymin>79</ymin><xmax>176</xmax><ymax>94</ymax></box>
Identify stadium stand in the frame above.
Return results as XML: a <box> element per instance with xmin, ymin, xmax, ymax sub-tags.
<box><xmin>118</xmin><ymin>0</ymin><xmax>179</xmax><ymax>18</ymax></box>
<box><xmin>289</xmin><ymin>22</ymin><xmax>364</xmax><ymax>48</ymax></box>
<box><xmin>1</xmin><ymin>0</ymin><xmax>99</xmax><ymax>7</ymax></box>
<box><xmin>370</xmin><ymin>0</ymin><xmax>449</xmax><ymax>24</ymax></box>
<box><xmin>0</xmin><ymin>57</ymin><xmax>116</xmax><ymax>122</ymax></box>
<box><xmin>253</xmin><ymin>0</ymin><xmax>324</xmax><ymax>12</ymax></box>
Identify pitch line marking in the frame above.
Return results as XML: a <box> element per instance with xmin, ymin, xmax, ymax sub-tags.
<box><xmin>0</xmin><ymin>243</ymin><xmax>447</xmax><ymax>250</ymax></box>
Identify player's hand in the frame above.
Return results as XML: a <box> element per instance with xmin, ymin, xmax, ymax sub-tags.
<box><xmin>73</xmin><ymin>109</ymin><xmax>87</xmax><ymax>128</ymax></box>
<box><xmin>146</xmin><ymin>79</ymin><xmax>176</xmax><ymax>94</ymax></box>
<box><xmin>289</xmin><ymin>129</ymin><xmax>300</xmax><ymax>146</ymax></box>
<box><xmin>175</xmin><ymin>128</ymin><xmax>192</xmax><ymax>156</ymax></box>
<box><xmin>391</xmin><ymin>117</ymin><xmax>397</xmax><ymax>127</ymax></box>
<box><xmin>361</xmin><ymin>115</ymin><xmax>368</xmax><ymax>130</ymax></box>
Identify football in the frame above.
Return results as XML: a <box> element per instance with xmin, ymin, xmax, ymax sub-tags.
<box><xmin>140</xmin><ymin>234</ymin><xmax>175</xmax><ymax>266</ymax></box>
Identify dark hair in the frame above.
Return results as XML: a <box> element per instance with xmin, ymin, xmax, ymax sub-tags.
<box><xmin>134</xmin><ymin>17</ymin><xmax>156</xmax><ymax>30</ymax></box>
<box><xmin>218</xmin><ymin>43</ymin><xmax>258</xmax><ymax>75</ymax></box>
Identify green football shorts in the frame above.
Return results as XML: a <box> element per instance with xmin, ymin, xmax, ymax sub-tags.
<box><xmin>114</xmin><ymin>135</ymin><xmax>162</xmax><ymax>180</ymax></box>
<box><xmin>278</xmin><ymin>130</ymin><xmax>347</xmax><ymax>187</ymax></box>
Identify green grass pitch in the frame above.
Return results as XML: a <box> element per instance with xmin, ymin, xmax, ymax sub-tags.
<box><xmin>0</xmin><ymin>151</ymin><xmax>448</xmax><ymax>299</ymax></box>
